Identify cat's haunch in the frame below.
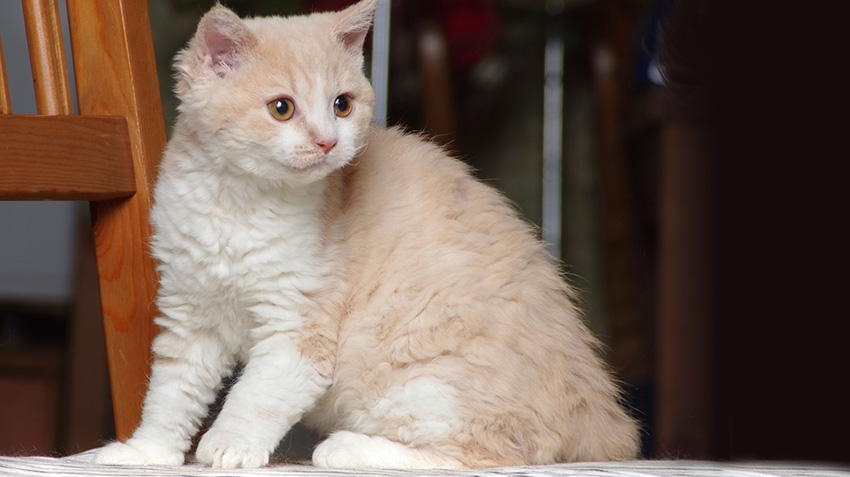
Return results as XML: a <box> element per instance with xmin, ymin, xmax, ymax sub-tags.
<box><xmin>94</xmin><ymin>0</ymin><xmax>640</xmax><ymax>469</ymax></box>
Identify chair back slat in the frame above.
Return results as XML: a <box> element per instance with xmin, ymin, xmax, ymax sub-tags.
<box><xmin>0</xmin><ymin>31</ymin><xmax>11</xmax><ymax>114</ymax></box>
<box><xmin>21</xmin><ymin>0</ymin><xmax>73</xmax><ymax>114</ymax></box>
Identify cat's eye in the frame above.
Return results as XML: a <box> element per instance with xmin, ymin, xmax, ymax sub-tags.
<box><xmin>268</xmin><ymin>98</ymin><xmax>295</xmax><ymax>121</ymax></box>
<box><xmin>333</xmin><ymin>95</ymin><xmax>353</xmax><ymax>118</ymax></box>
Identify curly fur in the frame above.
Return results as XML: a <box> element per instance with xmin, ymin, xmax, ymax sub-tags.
<box><xmin>94</xmin><ymin>0</ymin><xmax>640</xmax><ymax>469</ymax></box>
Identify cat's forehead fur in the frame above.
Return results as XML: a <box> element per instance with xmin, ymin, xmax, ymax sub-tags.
<box><xmin>175</xmin><ymin>1</ymin><xmax>376</xmax><ymax>103</ymax></box>
<box><xmin>246</xmin><ymin>14</ymin><xmax>344</xmax><ymax>67</ymax></box>
<box><xmin>244</xmin><ymin>15</ymin><xmax>361</xmax><ymax>96</ymax></box>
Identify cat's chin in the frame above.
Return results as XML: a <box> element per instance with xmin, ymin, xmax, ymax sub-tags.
<box><xmin>288</xmin><ymin>156</ymin><xmax>330</xmax><ymax>173</ymax></box>
<box><xmin>279</xmin><ymin>158</ymin><xmax>340</xmax><ymax>187</ymax></box>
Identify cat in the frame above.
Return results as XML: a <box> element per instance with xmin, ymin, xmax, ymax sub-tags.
<box><xmin>94</xmin><ymin>0</ymin><xmax>640</xmax><ymax>469</ymax></box>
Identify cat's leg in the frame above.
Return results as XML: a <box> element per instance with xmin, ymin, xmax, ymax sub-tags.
<box><xmin>312</xmin><ymin>431</ymin><xmax>464</xmax><ymax>469</ymax></box>
<box><xmin>195</xmin><ymin>329</ymin><xmax>330</xmax><ymax>469</ymax></box>
<box><xmin>95</xmin><ymin>330</ymin><xmax>234</xmax><ymax>466</ymax></box>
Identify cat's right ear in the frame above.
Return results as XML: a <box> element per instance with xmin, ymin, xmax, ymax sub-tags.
<box><xmin>333</xmin><ymin>0</ymin><xmax>378</xmax><ymax>58</ymax></box>
<box><xmin>187</xmin><ymin>5</ymin><xmax>258</xmax><ymax>79</ymax></box>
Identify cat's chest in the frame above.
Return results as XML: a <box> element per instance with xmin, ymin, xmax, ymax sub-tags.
<box><xmin>195</xmin><ymin>199</ymin><xmax>320</xmax><ymax>261</ymax></box>
<box><xmin>156</xmin><ymin>183</ymin><xmax>326</xmax><ymax>284</ymax></box>
<box><xmin>203</xmin><ymin>205</ymin><xmax>283</xmax><ymax>254</ymax></box>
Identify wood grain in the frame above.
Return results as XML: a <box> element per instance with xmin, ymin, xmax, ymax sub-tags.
<box><xmin>66</xmin><ymin>0</ymin><xmax>167</xmax><ymax>440</ymax></box>
<box><xmin>0</xmin><ymin>115</ymin><xmax>135</xmax><ymax>200</ymax></box>
<box><xmin>22</xmin><ymin>0</ymin><xmax>73</xmax><ymax>114</ymax></box>
<box><xmin>1</xmin><ymin>0</ymin><xmax>164</xmax><ymax>443</ymax></box>
<box><xmin>0</xmin><ymin>31</ymin><xmax>11</xmax><ymax>114</ymax></box>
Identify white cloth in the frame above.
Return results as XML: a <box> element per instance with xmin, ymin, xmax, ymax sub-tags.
<box><xmin>1</xmin><ymin>450</ymin><xmax>849</xmax><ymax>477</ymax></box>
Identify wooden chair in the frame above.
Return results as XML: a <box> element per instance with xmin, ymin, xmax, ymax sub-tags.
<box><xmin>0</xmin><ymin>0</ymin><xmax>164</xmax><ymax>443</ymax></box>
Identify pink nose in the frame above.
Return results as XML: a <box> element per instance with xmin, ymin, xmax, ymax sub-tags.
<box><xmin>317</xmin><ymin>139</ymin><xmax>337</xmax><ymax>154</ymax></box>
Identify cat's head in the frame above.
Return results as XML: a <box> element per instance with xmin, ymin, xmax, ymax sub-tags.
<box><xmin>173</xmin><ymin>0</ymin><xmax>378</xmax><ymax>187</ymax></box>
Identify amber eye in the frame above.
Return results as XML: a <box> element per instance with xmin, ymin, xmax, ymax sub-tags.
<box><xmin>333</xmin><ymin>95</ymin><xmax>353</xmax><ymax>118</ymax></box>
<box><xmin>268</xmin><ymin>98</ymin><xmax>295</xmax><ymax>121</ymax></box>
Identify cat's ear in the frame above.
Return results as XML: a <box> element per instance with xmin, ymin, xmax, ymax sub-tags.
<box><xmin>190</xmin><ymin>5</ymin><xmax>258</xmax><ymax>78</ymax></box>
<box><xmin>333</xmin><ymin>0</ymin><xmax>378</xmax><ymax>56</ymax></box>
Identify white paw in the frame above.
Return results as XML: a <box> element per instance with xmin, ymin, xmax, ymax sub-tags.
<box><xmin>313</xmin><ymin>431</ymin><xmax>463</xmax><ymax>469</ymax></box>
<box><xmin>195</xmin><ymin>428</ymin><xmax>270</xmax><ymax>469</ymax></box>
<box><xmin>312</xmin><ymin>431</ymin><xmax>373</xmax><ymax>468</ymax></box>
<box><xmin>94</xmin><ymin>440</ymin><xmax>184</xmax><ymax>466</ymax></box>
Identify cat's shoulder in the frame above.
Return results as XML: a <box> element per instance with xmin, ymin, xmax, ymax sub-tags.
<box><xmin>354</xmin><ymin>125</ymin><xmax>471</xmax><ymax>176</ymax></box>
<box><xmin>364</xmin><ymin>125</ymin><xmax>444</xmax><ymax>155</ymax></box>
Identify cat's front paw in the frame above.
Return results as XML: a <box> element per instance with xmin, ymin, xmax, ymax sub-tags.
<box><xmin>195</xmin><ymin>428</ymin><xmax>270</xmax><ymax>469</ymax></box>
<box><xmin>312</xmin><ymin>431</ymin><xmax>375</xmax><ymax>468</ymax></box>
<box><xmin>313</xmin><ymin>431</ymin><xmax>463</xmax><ymax>469</ymax></box>
<box><xmin>94</xmin><ymin>440</ymin><xmax>184</xmax><ymax>466</ymax></box>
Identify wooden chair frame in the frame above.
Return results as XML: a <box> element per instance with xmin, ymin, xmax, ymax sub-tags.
<box><xmin>0</xmin><ymin>0</ymin><xmax>164</xmax><ymax>441</ymax></box>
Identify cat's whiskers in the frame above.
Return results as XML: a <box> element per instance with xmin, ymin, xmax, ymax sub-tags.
<box><xmin>352</xmin><ymin>140</ymin><xmax>368</xmax><ymax>159</ymax></box>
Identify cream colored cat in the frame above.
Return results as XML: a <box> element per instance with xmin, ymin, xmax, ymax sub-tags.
<box><xmin>94</xmin><ymin>0</ymin><xmax>639</xmax><ymax>469</ymax></box>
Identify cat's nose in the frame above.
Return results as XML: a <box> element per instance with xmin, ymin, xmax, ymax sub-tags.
<box><xmin>317</xmin><ymin>139</ymin><xmax>337</xmax><ymax>155</ymax></box>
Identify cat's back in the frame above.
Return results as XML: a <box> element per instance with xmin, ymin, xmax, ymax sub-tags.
<box><xmin>341</xmin><ymin>126</ymin><xmax>476</xmax><ymax>214</ymax></box>
<box><xmin>335</xmin><ymin>124</ymin><xmax>575</xmax><ymax>338</ymax></box>
<box><xmin>339</xmin><ymin>125</ymin><xmax>536</xmax><ymax>252</ymax></box>
<box><xmin>314</xmin><ymin>126</ymin><xmax>639</xmax><ymax>465</ymax></box>
<box><xmin>335</xmin><ymin>125</ymin><xmax>564</xmax><ymax>318</ymax></box>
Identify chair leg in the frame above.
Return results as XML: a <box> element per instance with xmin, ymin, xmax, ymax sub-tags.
<box><xmin>66</xmin><ymin>0</ymin><xmax>167</xmax><ymax>441</ymax></box>
<box><xmin>90</xmin><ymin>198</ymin><xmax>158</xmax><ymax>441</ymax></box>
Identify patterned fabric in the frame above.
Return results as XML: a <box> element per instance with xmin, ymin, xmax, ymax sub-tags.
<box><xmin>1</xmin><ymin>450</ymin><xmax>849</xmax><ymax>477</ymax></box>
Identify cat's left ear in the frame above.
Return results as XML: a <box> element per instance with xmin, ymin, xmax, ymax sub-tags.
<box><xmin>192</xmin><ymin>5</ymin><xmax>258</xmax><ymax>78</ymax></box>
<box><xmin>333</xmin><ymin>0</ymin><xmax>378</xmax><ymax>57</ymax></box>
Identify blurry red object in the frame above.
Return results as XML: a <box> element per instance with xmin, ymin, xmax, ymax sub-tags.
<box><xmin>437</xmin><ymin>0</ymin><xmax>501</xmax><ymax>69</ymax></box>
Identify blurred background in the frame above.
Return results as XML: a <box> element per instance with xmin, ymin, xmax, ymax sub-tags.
<box><xmin>1</xmin><ymin>0</ymin><xmax>840</xmax><ymax>466</ymax></box>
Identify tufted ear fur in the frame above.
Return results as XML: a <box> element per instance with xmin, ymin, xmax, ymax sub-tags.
<box><xmin>190</xmin><ymin>5</ymin><xmax>258</xmax><ymax>78</ymax></box>
<box><xmin>333</xmin><ymin>0</ymin><xmax>378</xmax><ymax>57</ymax></box>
